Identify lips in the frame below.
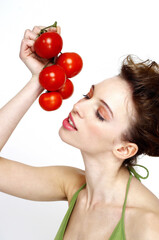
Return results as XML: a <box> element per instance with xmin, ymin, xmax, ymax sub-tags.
<box><xmin>62</xmin><ymin>112</ymin><xmax>78</xmax><ymax>131</ymax></box>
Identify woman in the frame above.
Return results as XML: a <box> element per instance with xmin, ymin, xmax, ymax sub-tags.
<box><xmin>0</xmin><ymin>25</ymin><xmax>159</xmax><ymax>240</ymax></box>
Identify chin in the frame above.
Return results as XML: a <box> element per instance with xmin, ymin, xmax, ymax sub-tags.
<box><xmin>59</xmin><ymin>126</ymin><xmax>74</xmax><ymax>145</ymax></box>
<box><xmin>58</xmin><ymin>126</ymin><xmax>65</xmax><ymax>140</ymax></box>
<box><xmin>58</xmin><ymin>126</ymin><xmax>81</xmax><ymax>150</ymax></box>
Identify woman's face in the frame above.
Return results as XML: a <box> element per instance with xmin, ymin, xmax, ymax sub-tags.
<box><xmin>59</xmin><ymin>76</ymin><xmax>135</xmax><ymax>155</ymax></box>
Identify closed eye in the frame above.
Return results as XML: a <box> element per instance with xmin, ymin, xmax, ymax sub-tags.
<box><xmin>82</xmin><ymin>94</ymin><xmax>105</xmax><ymax>121</ymax></box>
<box><xmin>83</xmin><ymin>94</ymin><xmax>89</xmax><ymax>99</ymax></box>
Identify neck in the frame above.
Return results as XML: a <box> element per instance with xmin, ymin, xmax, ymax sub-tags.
<box><xmin>80</xmin><ymin>151</ymin><xmax>130</xmax><ymax>210</ymax></box>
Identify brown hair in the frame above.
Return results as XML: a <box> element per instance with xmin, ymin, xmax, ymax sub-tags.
<box><xmin>119</xmin><ymin>55</ymin><xmax>159</xmax><ymax>167</ymax></box>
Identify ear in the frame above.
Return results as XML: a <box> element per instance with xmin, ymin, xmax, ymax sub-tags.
<box><xmin>113</xmin><ymin>142</ymin><xmax>138</xmax><ymax>160</ymax></box>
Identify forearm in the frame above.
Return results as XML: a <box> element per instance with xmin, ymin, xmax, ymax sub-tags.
<box><xmin>0</xmin><ymin>76</ymin><xmax>43</xmax><ymax>151</ymax></box>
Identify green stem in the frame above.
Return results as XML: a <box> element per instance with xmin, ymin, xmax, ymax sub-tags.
<box><xmin>41</xmin><ymin>21</ymin><xmax>57</xmax><ymax>31</ymax></box>
<box><xmin>38</xmin><ymin>21</ymin><xmax>57</xmax><ymax>37</ymax></box>
<box><xmin>43</xmin><ymin>61</ymin><xmax>51</xmax><ymax>69</ymax></box>
<box><xmin>42</xmin><ymin>56</ymin><xmax>56</xmax><ymax>69</ymax></box>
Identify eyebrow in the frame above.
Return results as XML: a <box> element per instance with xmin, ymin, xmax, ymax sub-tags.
<box><xmin>92</xmin><ymin>85</ymin><xmax>114</xmax><ymax>118</ymax></box>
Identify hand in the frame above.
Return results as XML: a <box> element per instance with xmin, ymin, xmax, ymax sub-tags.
<box><xmin>19</xmin><ymin>25</ymin><xmax>61</xmax><ymax>77</ymax></box>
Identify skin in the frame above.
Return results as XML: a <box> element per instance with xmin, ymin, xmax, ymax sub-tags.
<box><xmin>59</xmin><ymin>77</ymin><xmax>159</xmax><ymax>239</ymax></box>
<box><xmin>0</xmin><ymin>25</ymin><xmax>158</xmax><ymax>239</ymax></box>
<box><xmin>59</xmin><ymin>76</ymin><xmax>139</xmax><ymax>208</ymax></box>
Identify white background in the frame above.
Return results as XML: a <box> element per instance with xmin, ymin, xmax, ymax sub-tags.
<box><xmin>0</xmin><ymin>0</ymin><xmax>159</xmax><ymax>239</ymax></box>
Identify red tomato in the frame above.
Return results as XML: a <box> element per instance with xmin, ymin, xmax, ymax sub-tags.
<box><xmin>34</xmin><ymin>32</ymin><xmax>63</xmax><ymax>59</ymax></box>
<box><xmin>39</xmin><ymin>65</ymin><xmax>66</xmax><ymax>91</ymax></box>
<box><xmin>56</xmin><ymin>52</ymin><xmax>83</xmax><ymax>78</ymax></box>
<box><xmin>39</xmin><ymin>92</ymin><xmax>62</xmax><ymax>111</ymax></box>
<box><xmin>58</xmin><ymin>79</ymin><xmax>74</xmax><ymax>99</ymax></box>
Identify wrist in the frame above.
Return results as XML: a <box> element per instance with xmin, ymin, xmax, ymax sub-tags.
<box><xmin>29</xmin><ymin>75</ymin><xmax>44</xmax><ymax>93</ymax></box>
<box><xmin>26</xmin><ymin>76</ymin><xmax>44</xmax><ymax>100</ymax></box>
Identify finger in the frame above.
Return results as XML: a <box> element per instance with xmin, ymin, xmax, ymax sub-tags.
<box><xmin>31</xmin><ymin>25</ymin><xmax>61</xmax><ymax>38</ymax></box>
<box><xmin>24</xmin><ymin>29</ymin><xmax>37</xmax><ymax>40</ymax></box>
<box><xmin>56</xmin><ymin>26</ymin><xmax>61</xmax><ymax>35</ymax></box>
<box><xmin>20</xmin><ymin>38</ymin><xmax>35</xmax><ymax>57</ymax></box>
<box><xmin>47</xmin><ymin>27</ymin><xmax>58</xmax><ymax>32</ymax></box>
<box><xmin>32</xmin><ymin>25</ymin><xmax>57</xmax><ymax>34</ymax></box>
<box><xmin>46</xmin><ymin>26</ymin><xmax>61</xmax><ymax>35</ymax></box>
<box><xmin>32</xmin><ymin>25</ymin><xmax>61</xmax><ymax>34</ymax></box>
<box><xmin>19</xmin><ymin>39</ymin><xmax>30</xmax><ymax>59</ymax></box>
<box><xmin>23</xmin><ymin>39</ymin><xmax>35</xmax><ymax>48</ymax></box>
<box><xmin>32</xmin><ymin>26</ymin><xmax>45</xmax><ymax>34</ymax></box>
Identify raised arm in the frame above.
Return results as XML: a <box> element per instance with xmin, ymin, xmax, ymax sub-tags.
<box><xmin>0</xmin><ymin>77</ymin><xmax>43</xmax><ymax>151</ymax></box>
<box><xmin>0</xmin><ymin>25</ymin><xmax>61</xmax><ymax>151</ymax></box>
<box><xmin>0</xmin><ymin>26</ymin><xmax>85</xmax><ymax>202</ymax></box>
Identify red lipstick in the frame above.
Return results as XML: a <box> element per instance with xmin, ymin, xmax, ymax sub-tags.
<box><xmin>62</xmin><ymin>112</ymin><xmax>77</xmax><ymax>131</ymax></box>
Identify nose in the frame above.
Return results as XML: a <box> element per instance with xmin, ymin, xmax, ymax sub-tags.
<box><xmin>72</xmin><ymin>99</ymin><xmax>85</xmax><ymax>118</ymax></box>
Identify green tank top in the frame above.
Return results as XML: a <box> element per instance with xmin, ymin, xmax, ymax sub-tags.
<box><xmin>54</xmin><ymin>164</ymin><xmax>149</xmax><ymax>240</ymax></box>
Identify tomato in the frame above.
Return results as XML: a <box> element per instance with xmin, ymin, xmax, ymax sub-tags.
<box><xmin>56</xmin><ymin>52</ymin><xmax>83</xmax><ymax>78</ymax></box>
<box><xmin>58</xmin><ymin>79</ymin><xmax>74</xmax><ymax>99</ymax></box>
<box><xmin>34</xmin><ymin>32</ymin><xmax>63</xmax><ymax>59</ymax></box>
<box><xmin>39</xmin><ymin>92</ymin><xmax>62</xmax><ymax>111</ymax></box>
<box><xmin>39</xmin><ymin>65</ymin><xmax>66</xmax><ymax>91</ymax></box>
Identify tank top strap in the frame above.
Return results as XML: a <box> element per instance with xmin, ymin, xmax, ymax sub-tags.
<box><xmin>120</xmin><ymin>164</ymin><xmax>149</xmax><ymax>234</ymax></box>
<box><xmin>54</xmin><ymin>183</ymin><xmax>86</xmax><ymax>240</ymax></box>
<box><xmin>127</xmin><ymin>164</ymin><xmax>149</xmax><ymax>182</ymax></box>
<box><xmin>109</xmin><ymin>173</ymin><xmax>135</xmax><ymax>240</ymax></box>
<box><xmin>121</xmin><ymin>174</ymin><xmax>133</xmax><ymax>219</ymax></box>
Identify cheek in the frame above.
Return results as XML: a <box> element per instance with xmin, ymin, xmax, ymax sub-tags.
<box><xmin>87</xmin><ymin>122</ymin><xmax>121</xmax><ymax>148</ymax></box>
<box><xmin>84</xmin><ymin>124</ymin><xmax>114</xmax><ymax>153</ymax></box>
<box><xmin>89</xmin><ymin>123</ymin><xmax>104</xmax><ymax>137</ymax></box>
<box><xmin>85</xmin><ymin>122</ymin><xmax>113</xmax><ymax>146</ymax></box>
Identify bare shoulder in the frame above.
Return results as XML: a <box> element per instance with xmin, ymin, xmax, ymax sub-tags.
<box><xmin>59</xmin><ymin>165</ymin><xmax>86</xmax><ymax>205</ymax></box>
<box><xmin>130</xmin><ymin>176</ymin><xmax>159</xmax><ymax>210</ymax></box>
<box><xmin>129</xmin><ymin>178</ymin><xmax>159</xmax><ymax>239</ymax></box>
<box><xmin>147</xmin><ymin>211</ymin><xmax>159</xmax><ymax>238</ymax></box>
<box><xmin>129</xmin><ymin>207</ymin><xmax>159</xmax><ymax>240</ymax></box>
<box><xmin>141</xmin><ymin>210</ymin><xmax>159</xmax><ymax>239</ymax></box>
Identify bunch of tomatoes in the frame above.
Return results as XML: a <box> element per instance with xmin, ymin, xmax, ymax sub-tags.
<box><xmin>34</xmin><ymin>21</ymin><xmax>83</xmax><ymax>111</ymax></box>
